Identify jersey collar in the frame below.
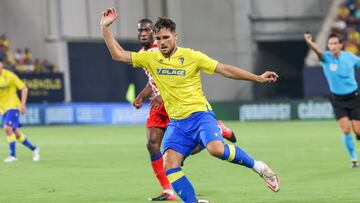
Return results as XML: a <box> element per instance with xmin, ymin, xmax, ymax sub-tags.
<box><xmin>163</xmin><ymin>46</ymin><xmax>180</xmax><ymax>60</ymax></box>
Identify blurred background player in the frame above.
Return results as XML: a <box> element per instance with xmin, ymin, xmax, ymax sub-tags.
<box><xmin>101</xmin><ymin>8</ymin><xmax>280</xmax><ymax>203</ymax></box>
<box><xmin>0</xmin><ymin>59</ymin><xmax>40</xmax><ymax>163</ymax></box>
<box><xmin>304</xmin><ymin>32</ymin><xmax>360</xmax><ymax>168</ymax></box>
<box><xmin>132</xmin><ymin>18</ymin><xmax>237</xmax><ymax>201</ymax></box>
<box><xmin>133</xmin><ymin>18</ymin><xmax>175</xmax><ymax>201</ymax></box>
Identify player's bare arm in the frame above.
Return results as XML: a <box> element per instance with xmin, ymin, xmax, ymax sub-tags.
<box><xmin>20</xmin><ymin>86</ymin><xmax>28</xmax><ymax>114</ymax></box>
<box><xmin>304</xmin><ymin>32</ymin><xmax>323</xmax><ymax>60</ymax></box>
<box><xmin>133</xmin><ymin>83</ymin><xmax>153</xmax><ymax>109</ymax></box>
<box><xmin>215</xmin><ymin>63</ymin><xmax>278</xmax><ymax>83</ymax></box>
<box><xmin>150</xmin><ymin>95</ymin><xmax>163</xmax><ymax>110</ymax></box>
<box><xmin>100</xmin><ymin>8</ymin><xmax>131</xmax><ymax>63</ymax></box>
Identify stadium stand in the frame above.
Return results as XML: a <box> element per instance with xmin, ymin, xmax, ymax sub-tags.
<box><xmin>332</xmin><ymin>0</ymin><xmax>360</xmax><ymax>55</ymax></box>
<box><xmin>0</xmin><ymin>33</ymin><xmax>58</xmax><ymax>74</ymax></box>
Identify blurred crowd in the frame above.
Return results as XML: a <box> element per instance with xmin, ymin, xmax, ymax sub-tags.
<box><xmin>332</xmin><ymin>0</ymin><xmax>360</xmax><ymax>55</ymax></box>
<box><xmin>0</xmin><ymin>34</ymin><xmax>58</xmax><ymax>73</ymax></box>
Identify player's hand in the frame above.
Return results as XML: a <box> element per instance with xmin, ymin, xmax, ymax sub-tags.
<box><xmin>304</xmin><ymin>32</ymin><xmax>313</xmax><ymax>43</ymax></box>
<box><xmin>133</xmin><ymin>97</ymin><xmax>142</xmax><ymax>109</ymax></box>
<box><xmin>150</xmin><ymin>95</ymin><xmax>163</xmax><ymax>110</ymax></box>
<box><xmin>20</xmin><ymin>104</ymin><xmax>26</xmax><ymax>114</ymax></box>
<box><xmin>258</xmin><ymin>71</ymin><xmax>279</xmax><ymax>83</ymax></box>
<box><xmin>100</xmin><ymin>7</ymin><xmax>118</xmax><ymax>27</ymax></box>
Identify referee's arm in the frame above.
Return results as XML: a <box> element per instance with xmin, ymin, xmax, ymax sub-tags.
<box><xmin>304</xmin><ymin>33</ymin><xmax>323</xmax><ymax>60</ymax></box>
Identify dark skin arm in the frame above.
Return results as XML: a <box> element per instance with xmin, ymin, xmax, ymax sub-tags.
<box><xmin>133</xmin><ymin>83</ymin><xmax>153</xmax><ymax>109</ymax></box>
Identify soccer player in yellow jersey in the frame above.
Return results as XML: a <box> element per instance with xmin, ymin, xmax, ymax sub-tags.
<box><xmin>101</xmin><ymin>8</ymin><xmax>280</xmax><ymax>203</ymax></box>
<box><xmin>0</xmin><ymin>59</ymin><xmax>40</xmax><ymax>163</ymax></box>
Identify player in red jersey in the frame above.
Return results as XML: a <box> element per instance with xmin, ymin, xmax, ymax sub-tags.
<box><xmin>132</xmin><ymin>19</ymin><xmax>236</xmax><ymax>201</ymax></box>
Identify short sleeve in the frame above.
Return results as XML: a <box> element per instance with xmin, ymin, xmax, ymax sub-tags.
<box><xmin>11</xmin><ymin>73</ymin><xmax>25</xmax><ymax>90</ymax></box>
<box><xmin>320</xmin><ymin>51</ymin><xmax>331</xmax><ymax>63</ymax></box>
<box><xmin>350</xmin><ymin>53</ymin><xmax>360</xmax><ymax>68</ymax></box>
<box><xmin>193</xmin><ymin>51</ymin><xmax>218</xmax><ymax>75</ymax></box>
<box><xmin>131</xmin><ymin>52</ymin><xmax>150</xmax><ymax>69</ymax></box>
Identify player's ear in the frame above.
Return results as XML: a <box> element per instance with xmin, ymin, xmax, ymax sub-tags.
<box><xmin>174</xmin><ymin>33</ymin><xmax>178</xmax><ymax>40</ymax></box>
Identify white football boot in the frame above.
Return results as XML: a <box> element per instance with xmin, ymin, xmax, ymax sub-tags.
<box><xmin>32</xmin><ymin>147</ymin><xmax>40</xmax><ymax>162</ymax></box>
<box><xmin>258</xmin><ymin>161</ymin><xmax>280</xmax><ymax>192</ymax></box>
<box><xmin>4</xmin><ymin>155</ymin><xmax>17</xmax><ymax>163</ymax></box>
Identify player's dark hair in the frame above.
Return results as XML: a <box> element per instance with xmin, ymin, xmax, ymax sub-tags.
<box><xmin>138</xmin><ymin>18</ymin><xmax>153</xmax><ymax>25</ymax></box>
<box><xmin>154</xmin><ymin>17</ymin><xmax>176</xmax><ymax>33</ymax></box>
<box><xmin>328</xmin><ymin>33</ymin><xmax>342</xmax><ymax>43</ymax></box>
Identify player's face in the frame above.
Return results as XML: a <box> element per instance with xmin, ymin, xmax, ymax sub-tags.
<box><xmin>137</xmin><ymin>23</ymin><xmax>154</xmax><ymax>47</ymax></box>
<box><xmin>328</xmin><ymin>37</ymin><xmax>342</xmax><ymax>56</ymax></box>
<box><xmin>0</xmin><ymin>62</ymin><xmax>3</xmax><ymax>71</ymax></box>
<box><xmin>155</xmin><ymin>28</ymin><xmax>177</xmax><ymax>57</ymax></box>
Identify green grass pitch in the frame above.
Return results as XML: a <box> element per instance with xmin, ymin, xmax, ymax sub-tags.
<box><xmin>0</xmin><ymin>120</ymin><xmax>360</xmax><ymax>203</ymax></box>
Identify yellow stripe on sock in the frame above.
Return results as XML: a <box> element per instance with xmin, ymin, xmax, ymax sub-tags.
<box><xmin>17</xmin><ymin>133</ymin><xmax>26</xmax><ymax>143</ymax></box>
<box><xmin>227</xmin><ymin>145</ymin><xmax>236</xmax><ymax>162</ymax></box>
<box><xmin>7</xmin><ymin>134</ymin><xmax>16</xmax><ymax>143</ymax></box>
<box><xmin>167</xmin><ymin>170</ymin><xmax>185</xmax><ymax>183</ymax></box>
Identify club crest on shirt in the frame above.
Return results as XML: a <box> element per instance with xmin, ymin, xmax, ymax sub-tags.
<box><xmin>329</xmin><ymin>63</ymin><xmax>337</xmax><ymax>72</ymax></box>
<box><xmin>179</xmin><ymin>57</ymin><xmax>184</xmax><ymax>65</ymax></box>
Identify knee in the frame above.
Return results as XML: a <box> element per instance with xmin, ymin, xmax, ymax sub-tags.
<box><xmin>3</xmin><ymin>126</ymin><xmax>13</xmax><ymax>135</ymax></box>
<box><xmin>163</xmin><ymin>157</ymin><xmax>173</xmax><ymax>171</ymax></box>
<box><xmin>146</xmin><ymin>138</ymin><xmax>161</xmax><ymax>153</ymax></box>
<box><xmin>163</xmin><ymin>151</ymin><xmax>182</xmax><ymax>171</ymax></box>
<box><xmin>206</xmin><ymin>142</ymin><xmax>224</xmax><ymax>158</ymax></box>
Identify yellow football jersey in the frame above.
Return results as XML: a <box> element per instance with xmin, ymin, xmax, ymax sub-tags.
<box><xmin>0</xmin><ymin>69</ymin><xmax>25</xmax><ymax>114</ymax></box>
<box><xmin>132</xmin><ymin>47</ymin><xmax>218</xmax><ymax>119</ymax></box>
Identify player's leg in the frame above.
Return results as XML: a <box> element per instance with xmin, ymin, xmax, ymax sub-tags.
<box><xmin>3</xmin><ymin>125</ymin><xmax>17</xmax><ymax>163</ymax></box>
<box><xmin>216</xmin><ymin>120</ymin><xmax>237</xmax><ymax>143</ymax></box>
<box><xmin>350</xmin><ymin>120</ymin><xmax>360</xmax><ymax>168</ymax></box>
<box><xmin>351</xmin><ymin>120</ymin><xmax>360</xmax><ymax>141</ymax></box>
<box><xmin>349</xmin><ymin>104</ymin><xmax>360</xmax><ymax>168</ymax></box>
<box><xmin>2</xmin><ymin>110</ymin><xmax>21</xmax><ymax>163</ymax></box>
<box><xmin>14</xmin><ymin>129</ymin><xmax>40</xmax><ymax>162</ymax></box>
<box><xmin>162</xmin><ymin>123</ymin><xmax>204</xmax><ymax>203</ymax></box>
<box><xmin>349</xmin><ymin>93</ymin><xmax>360</xmax><ymax>141</ymax></box>
<box><xmin>330</xmin><ymin>95</ymin><xmax>359</xmax><ymax>167</ymax></box>
<box><xmin>200</xmin><ymin>112</ymin><xmax>280</xmax><ymax>192</ymax></box>
<box><xmin>206</xmin><ymin>139</ymin><xmax>280</xmax><ymax>192</ymax></box>
<box><xmin>338</xmin><ymin>117</ymin><xmax>358</xmax><ymax>167</ymax></box>
<box><xmin>163</xmin><ymin>149</ymin><xmax>198</xmax><ymax>203</ymax></box>
<box><xmin>146</xmin><ymin>104</ymin><xmax>176</xmax><ymax>201</ymax></box>
<box><xmin>147</xmin><ymin>127</ymin><xmax>176</xmax><ymax>201</ymax></box>
<box><xmin>352</xmin><ymin>120</ymin><xmax>360</xmax><ymax>141</ymax></box>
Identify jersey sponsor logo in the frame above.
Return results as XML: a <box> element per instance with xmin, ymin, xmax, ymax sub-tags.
<box><xmin>157</xmin><ymin>68</ymin><xmax>186</xmax><ymax>76</ymax></box>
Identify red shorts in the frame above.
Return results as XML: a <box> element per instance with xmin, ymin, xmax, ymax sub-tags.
<box><xmin>146</xmin><ymin>103</ymin><xmax>170</xmax><ymax>129</ymax></box>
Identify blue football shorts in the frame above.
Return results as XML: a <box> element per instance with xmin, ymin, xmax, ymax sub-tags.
<box><xmin>162</xmin><ymin>111</ymin><xmax>224</xmax><ymax>158</ymax></box>
<box><xmin>2</xmin><ymin>109</ymin><xmax>21</xmax><ymax>130</ymax></box>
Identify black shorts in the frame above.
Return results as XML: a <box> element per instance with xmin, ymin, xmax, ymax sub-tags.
<box><xmin>329</xmin><ymin>90</ymin><xmax>360</xmax><ymax>120</ymax></box>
